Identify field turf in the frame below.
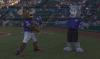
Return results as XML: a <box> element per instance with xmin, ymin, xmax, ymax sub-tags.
<box><xmin>0</xmin><ymin>27</ymin><xmax>100</xmax><ymax>59</ymax></box>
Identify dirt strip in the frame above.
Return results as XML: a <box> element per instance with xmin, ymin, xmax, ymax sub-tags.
<box><xmin>0</xmin><ymin>32</ymin><xmax>11</xmax><ymax>37</ymax></box>
<box><xmin>45</xmin><ymin>27</ymin><xmax>100</xmax><ymax>39</ymax></box>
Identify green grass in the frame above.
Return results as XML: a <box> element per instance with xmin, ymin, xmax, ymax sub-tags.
<box><xmin>0</xmin><ymin>27</ymin><xmax>100</xmax><ymax>59</ymax></box>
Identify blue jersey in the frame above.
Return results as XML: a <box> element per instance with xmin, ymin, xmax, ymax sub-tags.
<box><xmin>67</xmin><ymin>17</ymin><xmax>81</xmax><ymax>29</ymax></box>
<box><xmin>23</xmin><ymin>18</ymin><xmax>33</xmax><ymax>32</ymax></box>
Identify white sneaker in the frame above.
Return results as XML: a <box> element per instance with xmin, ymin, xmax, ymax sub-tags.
<box><xmin>64</xmin><ymin>47</ymin><xmax>72</xmax><ymax>52</ymax></box>
<box><xmin>75</xmin><ymin>48</ymin><xmax>84</xmax><ymax>53</ymax></box>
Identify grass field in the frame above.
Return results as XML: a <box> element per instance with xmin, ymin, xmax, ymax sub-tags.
<box><xmin>0</xmin><ymin>27</ymin><xmax>100</xmax><ymax>59</ymax></box>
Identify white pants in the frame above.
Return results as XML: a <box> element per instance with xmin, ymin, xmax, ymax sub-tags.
<box><xmin>23</xmin><ymin>31</ymin><xmax>37</xmax><ymax>43</ymax></box>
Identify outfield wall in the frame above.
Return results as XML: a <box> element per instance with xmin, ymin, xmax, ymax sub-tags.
<box><xmin>0</xmin><ymin>20</ymin><xmax>100</xmax><ymax>32</ymax></box>
<box><xmin>45</xmin><ymin>21</ymin><xmax>100</xmax><ymax>32</ymax></box>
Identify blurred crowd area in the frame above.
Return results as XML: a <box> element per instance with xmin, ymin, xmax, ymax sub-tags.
<box><xmin>0</xmin><ymin>0</ymin><xmax>100</xmax><ymax>27</ymax></box>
